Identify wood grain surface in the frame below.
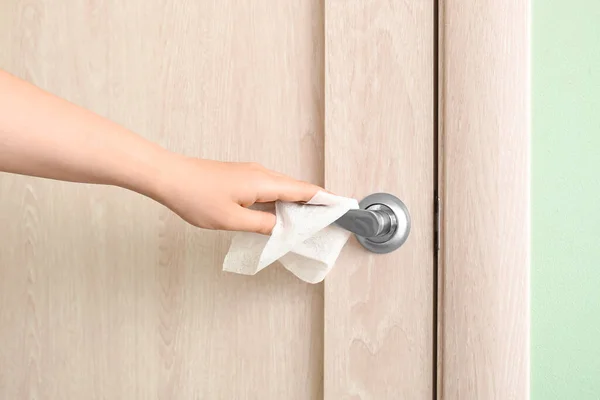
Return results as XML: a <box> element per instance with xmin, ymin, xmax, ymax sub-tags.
<box><xmin>0</xmin><ymin>1</ymin><xmax>325</xmax><ymax>398</ymax></box>
<box><xmin>437</xmin><ymin>0</ymin><xmax>530</xmax><ymax>398</ymax></box>
<box><xmin>324</xmin><ymin>1</ymin><xmax>435</xmax><ymax>398</ymax></box>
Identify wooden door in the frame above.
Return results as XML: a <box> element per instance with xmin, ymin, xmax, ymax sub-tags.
<box><xmin>324</xmin><ymin>1</ymin><xmax>435</xmax><ymax>398</ymax></box>
<box><xmin>0</xmin><ymin>1</ymin><xmax>435</xmax><ymax>398</ymax></box>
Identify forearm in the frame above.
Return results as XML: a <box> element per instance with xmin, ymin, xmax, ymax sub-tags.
<box><xmin>0</xmin><ymin>69</ymin><xmax>168</xmax><ymax>197</ymax></box>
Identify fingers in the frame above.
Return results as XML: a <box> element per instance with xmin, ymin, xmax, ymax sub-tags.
<box><xmin>253</xmin><ymin>174</ymin><xmax>322</xmax><ymax>204</ymax></box>
<box><xmin>227</xmin><ymin>206</ymin><xmax>277</xmax><ymax>235</ymax></box>
<box><xmin>271</xmin><ymin>176</ymin><xmax>322</xmax><ymax>202</ymax></box>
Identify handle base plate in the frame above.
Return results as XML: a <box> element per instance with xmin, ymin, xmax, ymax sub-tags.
<box><xmin>356</xmin><ymin>193</ymin><xmax>411</xmax><ymax>254</ymax></box>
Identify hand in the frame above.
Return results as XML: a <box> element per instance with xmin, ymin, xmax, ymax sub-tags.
<box><xmin>152</xmin><ymin>155</ymin><xmax>322</xmax><ymax>234</ymax></box>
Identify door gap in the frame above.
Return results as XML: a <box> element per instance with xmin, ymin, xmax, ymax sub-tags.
<box><xmin>432</xmin><ymin>0</ymin><xmax>441</xmax><ymax>399</ymax></box>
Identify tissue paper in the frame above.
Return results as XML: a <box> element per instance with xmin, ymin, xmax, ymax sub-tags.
<box><xmin>223</xmin><ymin>191</ymin><xmax>359</xmax><ymax>283</ymax></box>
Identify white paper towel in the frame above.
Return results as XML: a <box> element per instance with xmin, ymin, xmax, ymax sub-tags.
<box><xmin>223</xmin><ymin>191</ymin><xmax>359</xmax><ymax>283</ymax></box>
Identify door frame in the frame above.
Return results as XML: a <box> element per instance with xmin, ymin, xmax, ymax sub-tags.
<box><xmin>437</xmin><ymin>0</ymin><xmax>530</xmax><ymax>398</ymax></box>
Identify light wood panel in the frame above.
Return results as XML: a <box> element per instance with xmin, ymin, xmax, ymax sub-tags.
<box><xmin>0</xmin><ymin>1</ymin><xmax>324</xmax><ymax>398</ymax></box>
<box><xmin>324</xmin><ymin>1</ymin><xmax>435</xmax><ymax>398</ymax></box>
<box><xmin>438</xmin><ymin>0</ymin><xmax>530</xmax><ymax>398</ymax></box>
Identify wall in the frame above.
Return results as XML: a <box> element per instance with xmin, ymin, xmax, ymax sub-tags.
<box><xmin>532</xmin><ymin>0</ymin><xmax>600</xmax><ymax>398</ymax></box>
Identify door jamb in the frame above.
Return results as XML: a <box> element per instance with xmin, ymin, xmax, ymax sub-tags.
<box><xmin>436</xmin><ymin>0</ymin><xmax>531</xmax><ymax>398</ymax></box>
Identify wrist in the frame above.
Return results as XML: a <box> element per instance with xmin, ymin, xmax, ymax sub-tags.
<box><xmin>115</xmin><ymin>142</ymin><xmax>174</xmax><ymax>202</ymax></box>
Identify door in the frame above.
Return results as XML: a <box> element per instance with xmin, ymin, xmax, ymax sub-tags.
<box><xmin>0</xmin><ymin>1</ymin><xmax>434</xmax><ymax>398</ymax></box>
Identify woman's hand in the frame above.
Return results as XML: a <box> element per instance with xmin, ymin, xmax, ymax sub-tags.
<box><xmin>0</xmin><ymin>70</ymin><xmax>322</xmax><ymax>235</ymax></box>
<box><xmin>147</xmin><ymin>155</ymin><xmax>321</xmax><ymax>235</ymax></box>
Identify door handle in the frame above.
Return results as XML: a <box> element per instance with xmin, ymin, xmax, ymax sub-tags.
<box><xmin>334</xmin><ymin>193</ymin><xmax>411</xmax><ymax>254</ymax></box>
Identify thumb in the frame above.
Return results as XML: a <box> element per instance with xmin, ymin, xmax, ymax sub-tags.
<box><xmin>230</xmin><ymin>206</ymin><xmax>276</xmax><ymax>235</ymax></box>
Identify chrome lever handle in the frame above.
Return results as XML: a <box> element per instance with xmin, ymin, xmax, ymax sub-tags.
<box><xmin>334</xmin><ymin>208</ymin><xmax>396</xmax><ymax>238</ymax></box>
<box><xmin>334</xmin><ymin>193</ymin><xmax>411</xmax><ymax>254</ymax></box>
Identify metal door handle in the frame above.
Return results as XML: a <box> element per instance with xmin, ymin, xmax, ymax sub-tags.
<box><xmin>334</xmin><ymin>193</ymin><xmax>411</xmax><ymax>254</ymax></box>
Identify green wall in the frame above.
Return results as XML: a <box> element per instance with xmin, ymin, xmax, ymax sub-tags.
<box><xmin>532</xmin><ymin>0</ymin><xmax>600</xmax><ymax>398</ymax></box>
